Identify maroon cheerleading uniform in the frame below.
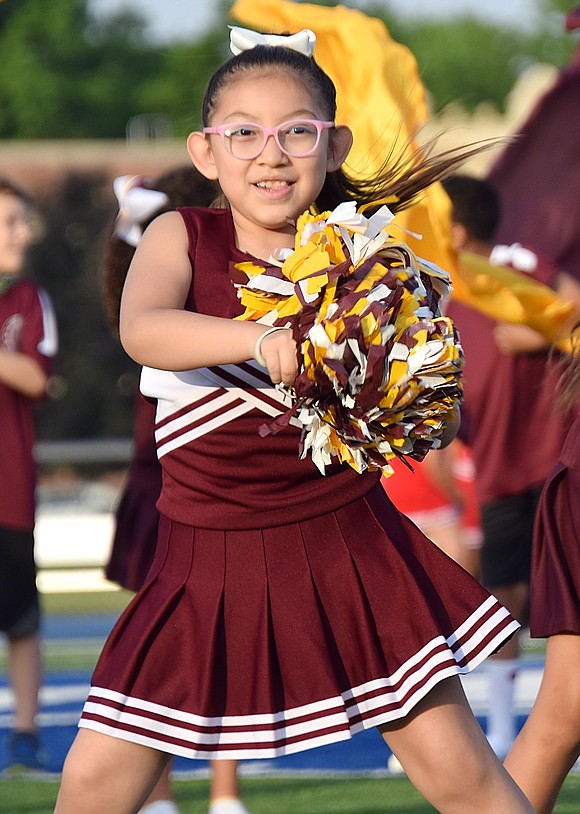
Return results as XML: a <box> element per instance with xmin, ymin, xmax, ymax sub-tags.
<box><xmin>0</xmin><ymin>278</ymin><xmax>57</xmax><ymax>633</ymax></box>
<box><xmin>447</xmin><ymin>244</ymin><xmax>568</xmax><ymax>508</ymax></box>
<box><xmin>487</xmin><ymin>60</ymin><xmax>580</xmax><ymax>282</ymax></box>
<box><xmin>104</xmin><ymin>394</ymin><xmax>162</xmax><ymax>593</ymax></box>
<box><xmin>530</xmin><ymin>411</ymin><xmax>580</xmax><ymax>637</ymax></box>
<box><xmin>0</xmin><ymin>279</ymin><xmax>57</xmax><ymax>531</ymax></box>
<box><xmin>80</xmin><ymin>208</ymin><xmax>519</xmax><ymax>760</ymax></box>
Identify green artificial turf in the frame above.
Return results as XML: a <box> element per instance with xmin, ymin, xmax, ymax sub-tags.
<box><xmin>1</xmin><ymin>775</ymin><xmax>579</xmax><ymax>814</ymax></box>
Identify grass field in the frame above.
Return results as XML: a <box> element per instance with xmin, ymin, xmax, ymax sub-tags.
<box><xmin>1</xmin><ymin>775</ymin><xmax>579</xmax><ymax>814</ymax></box>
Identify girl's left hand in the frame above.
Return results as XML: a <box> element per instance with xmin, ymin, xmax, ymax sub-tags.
<box><xmin>493</xmin><ymin>322</ymin><xmax>548</xmax><ymax>355</ymax></box>
<box><xmin>258</xmin><ymin>329</ymin><xmax>298</xmax><ymax>386</ymax></box>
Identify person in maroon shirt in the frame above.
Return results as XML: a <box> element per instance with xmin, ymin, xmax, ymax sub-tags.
<box><xmin>0</xmin><ymin>177</ymin><xmax>58</xmax><ymax>771</ymax></box>
<box><xmin>443</xmin><ymin>174</ymin><xmax>580</xmax><ymax>760</ymax></box>
<box><xmin>504</xmin><ymin>322</ymin><xmax>580</xmax><ymax>813</ymax></box>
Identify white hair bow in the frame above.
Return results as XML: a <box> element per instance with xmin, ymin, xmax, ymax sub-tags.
<box><xmin>113</xmin><ymin>175</ymin><xmax>169</xmax><ymax>247</ymax></box>
<box><xmin>229</xmin><ymin>26</ymin><xmax>316</xmax><ymax>58</ymax></box>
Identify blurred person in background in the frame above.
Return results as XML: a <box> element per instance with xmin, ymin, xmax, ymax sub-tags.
<box><xmin>503</xmin><ymin>322</ymin><xmax>580</xmax><ymax>814</ymax></box>
<box><xmin>0</xmin><ymin>177</ymin><xmax>58</xmax><ymax>772</ymax></box>
<box><xmin>443</xmin><ymin>174</ymin><xmax>580</xmax><ymax>760</ymax></box>
<box><xmin>383</xmin><ymin>441</ymin><xmax>482</xmax><ymax>579</ymax></box>
<box><xmin>102</xmin><ymin>168</ymin><xmax>251</xmax><ymax>814</ymax></box>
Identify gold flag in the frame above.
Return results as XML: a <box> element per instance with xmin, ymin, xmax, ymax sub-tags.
<box><xmin>456</xmin><ymin>251</ymin><xmax>576</xmax><ymax>353</ymax></box>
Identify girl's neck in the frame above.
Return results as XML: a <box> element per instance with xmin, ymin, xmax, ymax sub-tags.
<box><xmin>230</xmin><ymin>213</ymin><xmax>296</xmax><ymax>263</ymax></box>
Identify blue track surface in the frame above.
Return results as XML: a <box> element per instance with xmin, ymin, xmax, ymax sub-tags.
<box><xmin>0</xmin><ymin>613</ymin><xmax>532</xmax><ymax>776</ymax></box>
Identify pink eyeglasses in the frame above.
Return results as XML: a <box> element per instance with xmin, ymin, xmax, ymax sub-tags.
<box><xmin>203</xmin><ymin>119</ymin><xmax>335</xmax><ymax>160</ymax></box>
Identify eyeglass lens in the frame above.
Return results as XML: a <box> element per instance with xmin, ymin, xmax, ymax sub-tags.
<box><xmin>225</xmin><ymin>121</ymin><xmax>321</xmax><ymax>158</ymax></box>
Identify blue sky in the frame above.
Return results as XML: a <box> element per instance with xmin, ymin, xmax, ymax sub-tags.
<box><xmin>89</xmin><ymin>0</ymin><xmax>545</xmax><ymax>44</ymax></box>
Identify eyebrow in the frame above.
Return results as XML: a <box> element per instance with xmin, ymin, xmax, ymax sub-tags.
<box><xmin>221</xmin><ymin>109</ymin><xmax>321</xmax><ymax>122</ymax></box>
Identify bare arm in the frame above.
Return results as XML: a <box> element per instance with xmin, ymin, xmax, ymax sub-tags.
<box><xmin>493</xmin><ymin>271</ymin><xmax>580</xmax><ymax>355</ymax></box>
<box><xmin>555</xmin><ymin>271</ymin><xmax>580</xmax><ymax>312</ymax></box>
<box><xmin>0</xmin><ymin>349</ymin><xmax>48</xmax><ymax>398</ymax></box>
<box><xmin>493</xmin><ymin>322</ymin><xmax>549</xmax><ymax>355</ymax></box>
<box><xmin>119</xmin><ymin>212</ymin><xmax>298</xmax><ymax>384</ymax></box>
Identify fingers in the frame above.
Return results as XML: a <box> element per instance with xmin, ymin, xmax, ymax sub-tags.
<box><xmin>259</xmin><ymin>329</ymin><xmax>297</xmax><ymax>385</ymax></box>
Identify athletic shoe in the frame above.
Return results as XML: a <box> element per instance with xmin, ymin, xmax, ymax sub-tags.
<box><xmin>208</xmin><ymin>799</ymin><xmax>251</xmax><ymax>814</ymax></box>
<box><xmin>5</xmin><ymin>730</ymin><xmax>45</xmax><ymax>773</ymax></box>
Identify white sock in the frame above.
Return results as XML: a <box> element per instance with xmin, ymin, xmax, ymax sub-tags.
<box><xmin>208</xmin><ymin>800</ymin><xmax>250</xmax><ymax>814</ymax></box>
<box><xmin>139</xmin><ymin>801</ymin><xmax>181</xmax><ymax>814</ymax></box>
<box><xmin>486</xmin><ymin>658</ymin><xmax>518</xmax><ymax>758</ymax></box>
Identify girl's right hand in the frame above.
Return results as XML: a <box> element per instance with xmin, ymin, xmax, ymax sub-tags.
<box><xmin>257</xmin><ymin>328</ymin><xmax>298</xmax><ymax>386</ymax></box>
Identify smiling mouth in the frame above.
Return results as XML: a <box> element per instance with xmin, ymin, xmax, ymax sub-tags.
<box><xmin>255</xmin><ymin>180</ymin><xmax>292</xmax><ymax>190</ymax></box>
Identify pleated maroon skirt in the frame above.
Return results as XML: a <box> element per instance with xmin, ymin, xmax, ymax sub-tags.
<box><xmin>530</xmin><ymin>417</ymin><xmax>580</xmax><ymax>637</ymax></box>
<box><xmin>104</xmin><ymin>461</ymin><xmax>162</xmax><ymax>593</ymax></box>
<box><xmin>80</xmin><ymin>484</ymin><xmax>518</xmax><ymax>759</ymax></box>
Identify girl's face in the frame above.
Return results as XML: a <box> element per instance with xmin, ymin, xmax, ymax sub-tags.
<box><xmin>188</xmin><ymin>68</ymin><xmax>351</xmax><ymax>255</ymax></box>
<box><xmin>0</xmin><ymin>193</ymin><xmax>33</xmax><ymax>275</ymax></box>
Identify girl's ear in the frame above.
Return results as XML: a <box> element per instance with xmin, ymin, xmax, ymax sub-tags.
<box><xmin>187</xmin><ymin>132</ymin><xmax>219</xmax><ymax>180</ymax></box>
<box><xmin>326</xmin><ymin>125</ymin><xmax>353</xmax><ymax>172</ymax></box>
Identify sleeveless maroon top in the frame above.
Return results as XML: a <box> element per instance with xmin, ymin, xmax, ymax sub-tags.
<box><xmin>140</xmin><ymin>207</ymin><xmax>380</xmax><ymax>530</ymax></box>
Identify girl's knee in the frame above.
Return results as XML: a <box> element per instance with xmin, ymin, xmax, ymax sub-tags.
<box><xmin>60</xmin><ymin>734</ymin><xmax>111</xmax><ymax>792</ymax></box>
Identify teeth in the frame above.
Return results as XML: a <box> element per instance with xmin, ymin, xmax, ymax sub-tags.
<box><xmin>256</xmin><ymin>180</ymin><xmax>289</xmax><ymax>189</ymax></box>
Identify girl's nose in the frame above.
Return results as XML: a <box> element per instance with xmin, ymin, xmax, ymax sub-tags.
<box><xmin>256</xmin><ymin>133</ymin><xmax>288</xmax><ymax>164</ymax></box>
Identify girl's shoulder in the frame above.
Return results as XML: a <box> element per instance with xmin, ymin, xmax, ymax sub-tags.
<box><xmin>176</xmin><ymin>206</ymin><xmax>230</xmax><ymax>226</ymax></box>
<box><xmin>175</xmin><ymin>207</ymin><xmax>236</xmax><ymax>257</ymax></box>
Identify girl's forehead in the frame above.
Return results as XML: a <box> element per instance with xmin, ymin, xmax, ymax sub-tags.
<box><xmin>211</xmin><ymin>68</ymin><xmax>322</xmax><ymax>119</ymax></box>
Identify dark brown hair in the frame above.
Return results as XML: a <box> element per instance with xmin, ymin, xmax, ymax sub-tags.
<box><xmin>102</xmin><ymin>165</ymin><xmax>218</xmax><ymax>333</ymax></box>
<box><xmin>554</xmin><ymin>321</ymin><xmax>580</xmax><ymax>412</ymax></box>
<box><xmin>441</xmin><ymin>174</ymin><xmax>500</xmax><ymax>242</ymax></box>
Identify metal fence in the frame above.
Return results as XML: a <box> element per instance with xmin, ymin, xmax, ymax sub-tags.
<box><xmin>35</xmin><ymin>438</ymin><xmax>134</xmax><ymax>594</ymax></box>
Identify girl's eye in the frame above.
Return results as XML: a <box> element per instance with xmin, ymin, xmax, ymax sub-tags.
<box><xmin>225</xmin><ymin>126</ymin><xmax>257</xmax><ymax>139</ymax></box>
<box><xmin>287</xmin><ymin>123</ymin><xmax>317</xmax><ymax>136</ymax></box>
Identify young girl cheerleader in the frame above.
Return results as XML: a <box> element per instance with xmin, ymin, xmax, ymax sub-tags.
<box><xmin>504</xmin><ymin>323</ymin><xmax>580</xmax><ymax>814</ymax></box>
<box><xmin>103</xmin><ymin>168</ymin><xmax>250</xmax><ymax>814</ymax></box>
<box><xmin>55</xmin><ymin>28</ymin><xmax>534</xmax><ymax>814</ymax></box>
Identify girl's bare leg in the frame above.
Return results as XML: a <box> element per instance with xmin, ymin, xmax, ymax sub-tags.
<box><xmin>139</xmin><ymin>762</ymin><xmax>176</xmax><ymax>811</ymax></box>
<box><xmin>380</xmin><ymin>676</ymin><xmax>534</xmax><ymax>814</ymax></box>
<box><xmin>8</xmin><ymin>631</ymin><xmax>42</xmax><ymax>731</ymax></box>
<box><xmin>55</xmin><ymin>729</ymin><xmax>170</xmax><ymax>814</ymax></box>
<box><xmin>210</xmin><ymin>759</ymin><xmax>240</xmax><ymax>802</ymax></box>
<box><xmin>504</xmin><ymin>633</ymin><xmax>580</xmax><ymax>814</ymax></box>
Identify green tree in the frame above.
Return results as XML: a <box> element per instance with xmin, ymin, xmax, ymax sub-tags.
<box><xmin>0</xmin><ymin>0</ymin><xmax>162</xmax><ymax>137</ymax></box>
<box><xmin>366</xmin><ymin>6</ymin><xmax>575</xmax><ymax>113</ymax></box>
<box><xmin>137</xmin><ymin>29</ymin><xmax>229</xmax><ymax>137</ymax></box>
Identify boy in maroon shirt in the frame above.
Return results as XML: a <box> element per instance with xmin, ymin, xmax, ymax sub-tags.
<box><xmin>443</xmin><ymin>175</ymin><xmax>580</xmax><ymax>759</ymax></box>
<box><xmin>0</xmin><ymin>177</ymin><xmax>58</xmax><ymax>771</ymax></box>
